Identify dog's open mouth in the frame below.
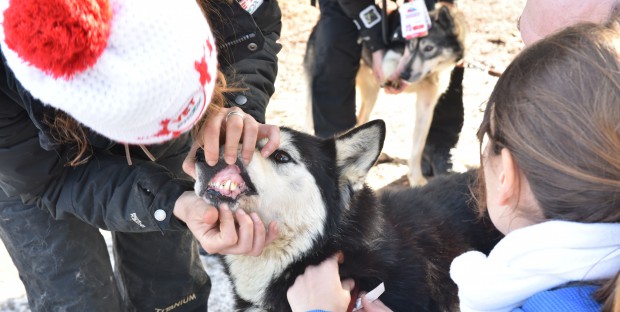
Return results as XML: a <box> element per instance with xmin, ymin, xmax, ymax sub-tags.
<box><xmin>206</xmin><ymin>164</ymin><xmax>248</xmax><ymax>201</ymax></box>
<box><xmin>195</xmin><ymin>148</ymin><xmax>257</xmax><ymax>206</ymax></box>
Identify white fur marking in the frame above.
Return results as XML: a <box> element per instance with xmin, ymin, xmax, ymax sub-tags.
<box><xmin>224</xmin><ymin>131</ymin><xmax>327</xmax><ymax>306</ymax></box>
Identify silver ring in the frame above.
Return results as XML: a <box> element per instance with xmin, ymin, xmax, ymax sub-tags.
<box><xmin>225</xmin><ymin>110</ymin><xmax>245</xmax><ymax>123</ymax></box>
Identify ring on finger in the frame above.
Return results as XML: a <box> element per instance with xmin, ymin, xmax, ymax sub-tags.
<box><xmin>225</xmin><ymin>110</ymin><xmax>245</xmax><ymax>123</ymax></box>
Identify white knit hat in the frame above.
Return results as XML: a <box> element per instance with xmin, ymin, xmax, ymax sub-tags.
<box><xmin>0</xmin><ymin>0</ymin><xmax>218</xmax><ymax>144</ymax></box>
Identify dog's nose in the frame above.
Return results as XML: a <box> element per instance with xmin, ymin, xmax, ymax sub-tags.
<box><xmin>399</xmin><ymin>70</ymin><xmax>411</xmax><ymax>81</ymax></box>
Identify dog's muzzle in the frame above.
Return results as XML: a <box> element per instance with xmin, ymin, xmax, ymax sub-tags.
<box><xmin>194</xmin><ymin>148</ymin><xmax>257</xmax><ymax>207</ymax></box>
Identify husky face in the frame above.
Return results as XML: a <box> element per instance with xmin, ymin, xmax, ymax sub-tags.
<box><xmin>194</xmin><ymin>120</ymin><xmax>386</xmax><ymax>307</ymax></box>
<box><xmin>382</xmin><ymin>5</ymin><xmax>465</xmax><ymax>85</ymax></box>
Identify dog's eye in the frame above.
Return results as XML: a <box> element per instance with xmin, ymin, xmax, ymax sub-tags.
<box><xmin>423</xmin><ymin>45</ymin><xmax>435</xmax><ymax>53</ymax></box>
<box><xmin>271</xmin><ymin>150</ymin><xmax>292</xmax><ymax>164</ymax></box>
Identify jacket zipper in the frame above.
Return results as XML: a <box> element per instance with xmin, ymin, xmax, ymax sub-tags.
<box><xmin>220</xmin><ymin>33</ymin><xmax>256</xmax><ymax>49</ymax></box>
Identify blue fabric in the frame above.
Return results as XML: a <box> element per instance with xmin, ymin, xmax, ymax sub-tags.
<box><xmin>513</xmin><ymin>285</ymin><xmax>601</xmax><ymax>312</ymax></box>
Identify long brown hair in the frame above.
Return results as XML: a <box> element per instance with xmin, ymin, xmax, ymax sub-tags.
<box><xmin>475</xmin><ymin>17</ymin><xmax>620</xmax><ymax>310</ymax></box>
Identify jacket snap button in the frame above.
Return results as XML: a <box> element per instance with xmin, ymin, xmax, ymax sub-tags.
<box><xmin>247</xmin><ymin>42</ymin><xmax>258</xmax><ymax>51</ymax></box>
<box><xmin>235</xmin><ymin>95</ymin><xmax>248</xmax><ymax>105</ymax></box>
<box><xmin>154</xmin><ymin>209</ymin><xmax>166</xmax><ymax>221</ymax></box>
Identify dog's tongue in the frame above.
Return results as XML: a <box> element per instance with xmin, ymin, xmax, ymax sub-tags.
<box><xmin>208</xmin><ymin>164</ymin><xmax>247</xmax><ymax>199</ymax></box>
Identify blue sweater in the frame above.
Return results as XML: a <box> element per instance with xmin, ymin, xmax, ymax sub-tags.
<box><xmin>514</xmin><ymin>285</ymin><xmax>601</xmax><ymax>312</ymax></box>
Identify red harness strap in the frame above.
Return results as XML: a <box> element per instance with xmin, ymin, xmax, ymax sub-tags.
<box><xmin>346</xmin><ymin>280</ymin><xmax>360</xmax><ymax>312</ymax></box>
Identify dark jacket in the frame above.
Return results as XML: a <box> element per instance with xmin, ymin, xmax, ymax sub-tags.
<box><xmin>0</xmin><ymin>0</ymin><xmax>282</xmax><ymax>232</ymax></box>
<box><xmin>209</xmin><ymin>0</ymin><xmax>282</xmax><ymax>123</ymax></box>
<box><xmin>334</xmin><ymin>0</ymin><xmax>385</xmax><ymax>52</ymax></box>
<box><xmin>0</xmin><ymin>56</ymin><xmax>192</xmax><ymax>232</ymax></box>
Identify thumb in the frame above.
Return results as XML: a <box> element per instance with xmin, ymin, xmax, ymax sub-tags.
<box><xmin>361</xmin><ymin>295</ymin><xmax>392</xmax><ymax>312</ymax></box>
<box><xmin>202</xmin><ymin>205</ymin><xmax>219</xmax><ymax>224</ymax></box>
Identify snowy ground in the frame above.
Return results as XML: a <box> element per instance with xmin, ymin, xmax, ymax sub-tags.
<box><xmin>0</xmin><ymin>0</ymin><xmax>523</xmax><ymax>310</ymax></box>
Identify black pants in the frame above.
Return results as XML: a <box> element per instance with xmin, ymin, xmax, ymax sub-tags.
<box><xmin>310</xmin><ymin>0</ymin><xmax>361</xmax><ymax>138</ymax></box>
<box><xmin>0</xmin><ymin>143</ymin><xmax>211</xmax><ymax>311</ymax></box>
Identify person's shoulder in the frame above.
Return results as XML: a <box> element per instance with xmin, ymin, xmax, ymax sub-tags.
<box><xmin>513</xmin><ymin>284</ymin><xmax>602</xmax><ymax>312</ymax></box>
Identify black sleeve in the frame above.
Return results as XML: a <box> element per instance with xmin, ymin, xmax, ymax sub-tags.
<box><xmin>208</xmin><ymin>0</ymin><xmax>282</xmax><ymax>123</ymax></box>
<box><xmin>336</xmin><ymin>0</ymin><xmax>386</xmax><ymax>52</ymax></box>
<box><xmin>44</xmin><ymin>152</ymin><xmax>193</xmax><ymax>232</ymax></box>
<box><xmin>0</xmin><ymin>52</ymin><xmax>190</xmax><ymax>233</ymax></box>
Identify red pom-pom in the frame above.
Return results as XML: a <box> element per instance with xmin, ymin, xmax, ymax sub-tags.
<box><xmin>3</xmin><ymin>0</ymin><xmax>112</xmax><ymax>78</ymax></box>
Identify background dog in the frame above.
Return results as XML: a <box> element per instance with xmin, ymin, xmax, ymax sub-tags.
<box><xmin>194</xmin><ymin>120</ymin><xmax>502</xmax><ymax>311</ymax></box>
<box><xmin>357</xmin><ymin>4</ymin><xmax>466</xmax><ymax>186</ymax></box>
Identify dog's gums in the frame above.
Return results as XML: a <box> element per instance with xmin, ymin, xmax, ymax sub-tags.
<box><xmin>207</xmin><ymin>164</ymin><xmax>247</xmax><ymax>201</ymax></box>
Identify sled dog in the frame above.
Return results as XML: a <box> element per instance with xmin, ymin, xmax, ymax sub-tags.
<box><xmin>357</xmin><ymin>4</ymin><xmax>466</xmax><ymax>186</ymax></box>
<box><xmin>194</xmin><ymin>120</ymin><xmax>501</xmax><ymax>311</ymax></box>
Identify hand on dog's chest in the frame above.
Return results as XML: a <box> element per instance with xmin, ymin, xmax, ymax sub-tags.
<box><xmin>352</xmin><ymin>282</ymin><xmax>385</xmax><ymax>311</ymax></box>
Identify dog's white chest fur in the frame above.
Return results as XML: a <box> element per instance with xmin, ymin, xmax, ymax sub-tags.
<box><xmin>224</xmin><ymin>231</ymin><xmax>324</xmax><ymax>307</ymax></box>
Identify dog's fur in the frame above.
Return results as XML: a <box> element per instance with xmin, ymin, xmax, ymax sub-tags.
<box><xmin>356</xmin><ymin>4</ymin><xmax>466</xmax><ymax>186</ymax></box>
<box><xmin>194</xmin><ymin>120</ymin><xmax>502</xmax><ymax>312</ymax></box>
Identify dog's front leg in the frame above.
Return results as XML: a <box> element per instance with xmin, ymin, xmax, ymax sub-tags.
<box><xmin>408</xmin><ymin>77</ymin><xmax>441</xmax><ymax>187</ymax></box>
<box><xmin>356</xmin><ymin>64</ymin><xmax>382</xmax><ymax>125</ymax></box>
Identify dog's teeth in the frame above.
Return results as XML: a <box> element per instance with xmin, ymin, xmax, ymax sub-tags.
<box><xmin>224</xmin><ymin>180</ymin><xmax>231</xmax><ymax>191</ymax></box>
<box><xmin>230</xmin><ymin>182</ymin><xmax>237</xmax><ymax>191</ymax></box>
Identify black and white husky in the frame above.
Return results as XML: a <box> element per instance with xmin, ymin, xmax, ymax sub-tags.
<box><xmin>195</xmin><ymin>120</ymin><xmax>501</xmax><ymax>312</ymax></box>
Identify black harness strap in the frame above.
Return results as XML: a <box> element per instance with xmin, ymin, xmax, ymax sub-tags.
<box><xmin>401</xmin><ymin>38</ymin><xmax>422</xmax><ymax>80</ymax></box>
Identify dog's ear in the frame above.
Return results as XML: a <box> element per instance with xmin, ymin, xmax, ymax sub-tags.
<box><xmin>435</xmin><ymin>6</ymin><xmax>456</xmax><ymax>36</ymax></box>
<box><xmin>334</xmin><ymin>120</ymin><xmax>386</xmax><ymax>191</ymax></box>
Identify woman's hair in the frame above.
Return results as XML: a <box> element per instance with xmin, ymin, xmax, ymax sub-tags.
<box><xmin>475</xmin><ymin>16</ymin><xmax>620</xmax><ymax>311</ymax></box>
<box><xmin>476</xmin><ymin>19</ymin><xmax>620</xmax><ymax>223</ymax></box>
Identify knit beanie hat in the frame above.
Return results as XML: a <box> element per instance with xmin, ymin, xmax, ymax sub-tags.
<box><xmin>0</xmin><ymin>0</ymin><xmax>218</xmax><ymax>144</ymax></box>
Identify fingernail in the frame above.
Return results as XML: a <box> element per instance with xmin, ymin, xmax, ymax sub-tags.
<box><xmin>225</xmin><ymin>156</ymin><xmax>235</xmax><ymax>164</ymax></box>
<box><xmin>220</xmin><ymin>203</ymin><xmax>229</xmax><ymax>211</ymax></box>
<box><xmin>237</xmin><ymin>209</ymin><xmax>246</xmax><ymax>216</ymax></box>
<box><xmin>207</xmin><ymin>160</ymin><xmax>217</xmax><ymax>166</ymax></box>
<box><xmin>261</xmin><ymin>149</ymin><xmax>271</xmax><ymax>157</ymax></box>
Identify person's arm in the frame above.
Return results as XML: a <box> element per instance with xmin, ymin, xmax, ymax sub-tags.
<box><xmin>0</xmin><ymin>52</ymin><xmax>187</xmax><ymax>232</ymax></box>
<box><xmin>337</xmin><ymin>0</ymin><xmax>386</xmax><ymax>52</ymax></box>
<box><xmin>0</xmin><ymin>101</ymin><xmax>190</xmax><ymax>233</ymax></box>
<box><xmin>188</xmin><ymin>1</ymin><xmax>282</xmax><ymax>169</ymax></box>
<box><xmin>337</xmin><ymin>0</ymin><xmax>387</xmax><ymax>84</ymax></box>
<box><xmin>208</xmin><ymin>0</ymin><xmax>282</xmax><ymax>123</ymax></box>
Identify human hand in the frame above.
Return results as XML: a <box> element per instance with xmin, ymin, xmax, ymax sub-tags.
<box><xmin>183</xmin><ymin>107</ymin><xmax>280</xmax><ymax>179</ymax></box>
<box><xmin>371</xmin><ymin>49</ymin><xmax>386</xmax><ymax>84</ymax></box>
<box><xmin>173</xmin><ymin>191</ymin><xmax>278</xmax><ymax>256</ymax></box>
<box><xmin>383</xmin><ymin>77</ymin><xmax>409</xmax><ymax>94</ymax></box>
<box><xmin>358</xmin><ymin>296</ymin><xmax>393</xmax><ymax>312</ymax></box>
<box><xmin>287</xmin><ymin>253</ymin><xmax>355</xmax><ymax>312</ymax></box>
